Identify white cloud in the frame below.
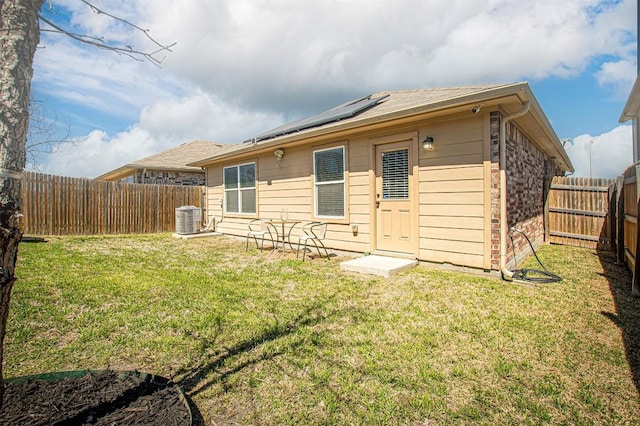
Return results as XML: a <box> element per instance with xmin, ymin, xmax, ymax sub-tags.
<box><xmin>38</xmin><ymin>128</ymin><xmax>154</xmax><ymax>178</ymax></box>
<box><xmin>596</xmin><ymin>60</ymin><xmax>637</xmax><ymax>98</ymax></box>
<box><xmin>37</xmin><ymin>92</ymin><xmax>284</xmax><ymax>178</ymax></box>
<box><xmin>137</xmin><ymin>92</ymin><xmax>283</xmax><ymax>145</ymax></box>
<box><xmin>32</xmin><ymin>0</ymin><xmax>638</xmax><ymax>177</ymax></box>
<box><xmin>37</xmin><ymin>0</ymin><xmax>637</xmax><ymax>116</ymax></box>
<box><xmin>44</xmin><ymin>0</ymin><xmax>145</xmax><ymax>46</ymax></box>
<box><xmin>33</xmin><ymin>36</ymin><xmax>185</xmax><ymax>121</ymax></box>
<box><xmin>137</xmin><ymin>0</ymin><xmax>636</xmax><ymax>113</ymax></box>
<box><xmin>565</xmin><ymin>125</ymin><xmax>633</xmax><ymax>178</ymax></box>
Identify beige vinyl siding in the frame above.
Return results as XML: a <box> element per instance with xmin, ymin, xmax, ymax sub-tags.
<box><xmin>206</xmin><ymin>147</ymin><xmax>314</xmax><ymax>238</ymax></box>
<box><xmin>205</xmin><ymin>160</ymin><xmax>258</xmax><ymax>237</ymax></box>
<box><xmin>343</xmin><ymin>137</ymin><xmax>373</xmax><ymax>252</ymax></box>
<box><xmin>205</xmin><ymin>113</ymin><xmax>490</xmax><ymax>265</ymax></box>
<box><xmin>206</xmin><ymin>143</ymin><xmax>369</xmax><ymax>252</ymax></box>
<box><xmin>205</xmin><ymin>167</ymin><xmax>225</xmax><ymax>228</ymax></box>
<box><xmin>258</xmin><ymin>184</ymin><xmax>311</xmax><ymax>209</ymax></box>
<box><xmin>206</xmin><ymin>166</ymin><xmax>253</xmax><ymax>237</ymax></box>
<box><xmin>418</xmin><ymin>115</ymin><xmax>485</xmax><ymax>269</ymax></box>
<box><xmin>257</xmin><ymin>146</ymin><xmax>312</xmax><ymax>220</ymax></box>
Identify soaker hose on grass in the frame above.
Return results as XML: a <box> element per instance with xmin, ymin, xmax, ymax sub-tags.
<box><xmin>509</xmin><ymin>227</ymin><xmax>562</xmax><ymax>284</ymax></box>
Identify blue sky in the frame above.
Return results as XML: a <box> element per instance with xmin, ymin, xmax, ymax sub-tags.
<box><xmin>31</xmin><ymin>0</ymin><xmax>636</xmax><ymax>179</ymax></box>
<box><xmin>532</xmin><ymin>74</ymin><xmax>626</xmax><ymax>138</ymax></box>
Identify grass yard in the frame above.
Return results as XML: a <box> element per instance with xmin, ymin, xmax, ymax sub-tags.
<box><xmin>6</xmin><ymin>234</ymin><xmax>640</xmax><ymax>425</ymax></box>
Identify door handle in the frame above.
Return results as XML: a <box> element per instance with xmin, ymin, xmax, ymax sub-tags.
<box><xmin>376</xmin><ymin>200</ymin><xmax>380</xmax><ymax>208</ymax></box>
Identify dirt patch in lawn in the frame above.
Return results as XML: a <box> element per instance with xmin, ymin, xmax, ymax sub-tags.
<box><xmin>0</xmin><ymin>369</ymin><xmax>190</xmax><ymax>425</ymax></box>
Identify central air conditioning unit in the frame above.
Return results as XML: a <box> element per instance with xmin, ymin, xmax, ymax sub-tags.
<box><xmin>175</xmin><ymin>206</ymin><xmax>201</xmax><ymax>235</ymax></box>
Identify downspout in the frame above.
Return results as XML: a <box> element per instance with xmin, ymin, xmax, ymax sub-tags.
<box><xmin>203</xmin><ymin>166</ymin><xmax>223</xmax><ymax>231</ymax></box>
<box><xmin>500</xmin><ymin>101</ymin><xmax>530</xmax><ymax>280</ymax></box>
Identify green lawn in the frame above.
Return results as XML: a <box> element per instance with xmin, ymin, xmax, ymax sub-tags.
<box><xmin>6</xmin><ymin>234</ymin><xmax>640</xmax><ymax>425</ymax></box>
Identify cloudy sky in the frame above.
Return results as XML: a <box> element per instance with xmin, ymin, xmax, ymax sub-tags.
<box><xmin>31</xmin><ymin>0</ymin><xmax>636</xmax><ymax>178</ymax></box>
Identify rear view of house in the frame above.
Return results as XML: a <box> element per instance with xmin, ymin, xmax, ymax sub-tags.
<box><xmin>191</xmin><ymin>82</ymin><xmax>573</xmax><ymax>276</ymax></box>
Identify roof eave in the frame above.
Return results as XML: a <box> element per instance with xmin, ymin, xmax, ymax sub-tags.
<box><xmin>132</xmin><ymin>165</ymin><xmax>204</xmax><ymax>173</ymax></box>
<box><xmin>191</xmin><ymin>82</ymin><xmax>573</xmax><ymax>173</ymax></box>
<box><xmin>96</xmin><ymin>165</ymin><xmax>205</xmax><ymax>181</ymax></box>
<box><xmin>620</xmin><ymin>76</ymin><xmax>640</xmax><ymax>122</ymax></box>
<box><xmin>95</xmin><ymin>165</ymin><xmax>136</xmax><ymax>181</ymax></box>
<box><xmin>190</xmin><ymin>83</ymin><xmax>530</xmax><ymax>167</ymax></box>
<box><xmin>519</xmin><ymin>85</ymin><xmax>574</xmax><ymax>172</ymax></box>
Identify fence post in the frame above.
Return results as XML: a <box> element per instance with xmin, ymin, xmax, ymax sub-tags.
<box><xmin>544</xmin><ymin>175</ymin><xmax>551</xmax><ymax>243</ymax></box>
<box><xmin>617</xmin><ymin>174</ymin><xmax>625</xmax><ymax>265</ymax></box>
<box><xmin>634</xmin><ymin>165</ymin><xmax>640</xmax><ymax>296</ymax></box>
<box><xmin>634</xmin><ymin>195</ymin><xmax>640</xmax><ymax>296</ymax></box>
<box><xmin>609</xmin><ymin>182</ymin><xmax>617</xmax><ymax>254</ymax></box>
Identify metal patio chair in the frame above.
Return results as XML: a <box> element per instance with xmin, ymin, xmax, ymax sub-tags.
<box><xmin>245</xmin><ymin>218</ymin><xmax>276</xmax><ymax>251</ymax></box>
<box><xmin>296</xmin><ymin>222</ymin><xmax>329</xmax><ymax>261</ymax></box>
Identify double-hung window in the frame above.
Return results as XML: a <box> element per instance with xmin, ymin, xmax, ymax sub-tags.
<box><xmin>314</xmin><ymin>146</ymin><xmax>345</xmax><ymax>218</ymax></box>
<box><xmin>224</xmin><ymin>163</ymin><xmax>256</xmax><ymax>214</ymax></box>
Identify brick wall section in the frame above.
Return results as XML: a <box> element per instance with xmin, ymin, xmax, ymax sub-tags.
<box><xmin>134</xmin><ymin>170</ymin><xmax>205</xmax><ymax>186</ymax></box>
<box><xmin>490</xmin><ymin>113</ymin><xmax>501</xmax><ymax>270</ymax></box>
<box><xmin>490</xmin><ymin>111</ymin><xmax>562</xmax><ymax>270</ymax></box>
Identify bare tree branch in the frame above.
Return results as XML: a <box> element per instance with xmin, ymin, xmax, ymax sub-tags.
<box><xmin>78</xmin><ymin>0</ymin><xmax>170</xmax><ymax>52</ymax></box>
<box><xmin>26</xmin><ymin>97</ymin><xmax>82</xmax><ymax>172</ymax></box>
<box><xmin>38</xmin><ymin>1</ymin><xmax>176</xmax><ymax>66</ymax></box>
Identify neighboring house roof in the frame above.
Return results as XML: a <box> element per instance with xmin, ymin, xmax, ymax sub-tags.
<box><xmin>96</xmin><ymin>140</ymin><xmax>230</xmax><ymax>181</ymax></box>
<box><xmin>190</xmin><ymin>82</ymin><xmax>574</xmax><ymax>172</ymax></box>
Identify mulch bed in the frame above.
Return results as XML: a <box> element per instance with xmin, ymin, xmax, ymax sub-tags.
<box><xmin>0</xmin><ymin>369</ymin><xmax>191</xmax><ymax>425</ymax></box>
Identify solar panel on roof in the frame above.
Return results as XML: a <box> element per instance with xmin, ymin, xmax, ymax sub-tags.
<box><xmin>254</xmin><ymin>94</ymin><xmax>389</xmax><ymax>142</ymax></box>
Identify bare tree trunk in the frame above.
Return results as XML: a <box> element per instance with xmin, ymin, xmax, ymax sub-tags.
<box><xmin>0</xmin><ymin>0</ymin><xmax>45</xmax><ymax>407</ymax></box>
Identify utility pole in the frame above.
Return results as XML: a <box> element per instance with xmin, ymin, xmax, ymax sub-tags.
<box><xmin>589</xmin><ymin>139</ymin><xmax>594</xmax><ymax>178</ymax></box>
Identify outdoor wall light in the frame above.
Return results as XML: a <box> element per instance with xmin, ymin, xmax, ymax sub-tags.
<box><xmin>273</xmin><ymin>149</ymin><xmax>284</xmax><ymax>160</ymax></box>
<box><xmin>351</xmin><ymin>224</ymin><xmax>358</xmax><ymax>236</ymax></box>
<box><xmin>422</xmin><ymin>136</ymin><xmax>434</xmax><ymax>151</ymax></box>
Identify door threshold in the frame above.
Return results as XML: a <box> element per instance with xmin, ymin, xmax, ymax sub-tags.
<box><xmin>371</xmin><ymin>250</ymin><xmax>416</xmax><ymax>260</ymax></box>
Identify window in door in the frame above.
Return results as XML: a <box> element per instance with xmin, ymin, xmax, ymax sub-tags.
<box><xmin>381</xmin><ymin>149</ymin><xmax>409</xmax><ymax>200</ymax></box>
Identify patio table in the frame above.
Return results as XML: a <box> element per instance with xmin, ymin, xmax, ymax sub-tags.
<box><xmin>266</xmin><ymin>220</ymin><xmax>301</xmax><ymax>251</ymax></box>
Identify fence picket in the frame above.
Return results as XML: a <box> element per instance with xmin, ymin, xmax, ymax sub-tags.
<box><xmin>546</xmin><ymin>176</ymin><xmax>616</xmax><ymax>250</ymax></box>
<box><xmin>19</xmin><ymin>172</ymin><xmax>203</xmax><ymax>236</ymax></box>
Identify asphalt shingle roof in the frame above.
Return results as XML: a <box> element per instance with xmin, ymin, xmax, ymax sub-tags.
<box><xmin>190</xmin><ymin>83</ymin><xmax>522</xmax><ymax>165</ymax></box>
<box><xmin>129</xmin><ymin>140</ymin><xmax>229</xmax><ymax>169</ymax></box>
<box><xmin>96</xmin><ymin>140</ymin><xmax>229</xmax><ymax>180</ymax></box>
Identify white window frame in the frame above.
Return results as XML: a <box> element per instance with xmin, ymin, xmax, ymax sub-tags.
<box><xmin>313</xmin><ymin>146</ymin><xmax>346</xmax><ymax>219</ymax></box>
<box><xmin>223</xmin><ymin>162</ymin><xmax>256</xmax><ymax>215</ymax></box>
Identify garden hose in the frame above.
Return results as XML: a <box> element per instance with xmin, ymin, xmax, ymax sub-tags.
<box><xmin>509</xmin><ymin>227</ymin><xmax>562</xmax><ymax>284</ymax></box>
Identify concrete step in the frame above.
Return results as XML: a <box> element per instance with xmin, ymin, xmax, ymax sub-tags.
<box><xmin>340</xmin><ymin>255</ymin><xmax>418</xmax><ymax>277</ymax></box>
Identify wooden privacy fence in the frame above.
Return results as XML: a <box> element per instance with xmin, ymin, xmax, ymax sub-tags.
<box><xmin>545</xmin><ymin>173</ymin><xmax>639</xmax><ymax>296</ymax></box>
<box><xmin>20</xmin><ymin>172</ymin><xmax>204</xmax><ymax>236</ymax></box>
<box><xmin>545</xmin><ymin>176</ymin><xmax>616</xmax><ymax>250</ymax></box>
<box><xmin>617</xmin><ymin>165</ymin><xmax>640</xmax><ymax>296</ymax></box>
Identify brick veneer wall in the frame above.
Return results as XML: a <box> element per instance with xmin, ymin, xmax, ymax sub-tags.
<box><xmin>134</xmin><ymin>170</ymin><xmax>205</xmax><ymax>186</ymax></box>
<box><xmin>490</xmin><ymin>113</ymin><xmax>501</xmax><ymax>270</ymax></box>
<box><xmin>490</xmin><ymin>111</ymin><xmax>562</xmax><ymax>270</ymax></box>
